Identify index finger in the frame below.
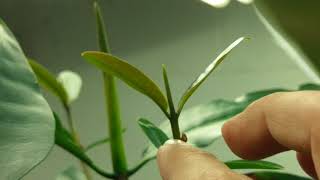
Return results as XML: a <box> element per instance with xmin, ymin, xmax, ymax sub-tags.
<box><xmin>222</xmin><ymin>91</ymin><xmax>320</xmax><ymax>176</ymax></box>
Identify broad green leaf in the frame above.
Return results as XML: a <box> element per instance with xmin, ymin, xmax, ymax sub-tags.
<box><xmin>142</xmin><ymin>88</ymin><xmax>289</xmax><ymax>160</ymax></box>
<box><xmin>56</xmin><ymin>166</ymin><xmax>87</xmax><ymax>180</ymax></box>
<box><xmin>138</xmin><ymin>118</ymin><xmax>169</xmax><ymax>148</ymax></box>
<box><xmin>225</xmin><ymin>160</ymin><xmax>283</xmax><ymax>170</ymax></box>
<box><xmin>57</xmin><ymin>70</ymin><xmax>82</xmax><ymax>103</ymax></box>
<box><xmin>0</xmin><ymin>19</ymin><xmax>55</xmax><ymax>179</ymax></box>
<box><xmin>248</xmin><ymin>171</ymin><xmax>311</xmax><ymax>180</ymax></box>
<box><xmin>254</xmin><ymin>1</ymin><xmax>320</xmax><ymax>78</ymax></box>
<box><xmin>177</xmin><ymin>37</ymin><xmax>247</xmax><ymax>113</ymax></box>
<box><xmin>29</xmin><ymin>59</ymin><xmax>68</xmax><ymax>105</ymax></box>
<box><xmin>82</xmin><ymin>51</ymin><xmax>168</xmax><ymax>112</ymax></box>
<box><xmin>54</xmin><ymin>114</ymin><xmax>115</xmax><ymax>179</ymax></box>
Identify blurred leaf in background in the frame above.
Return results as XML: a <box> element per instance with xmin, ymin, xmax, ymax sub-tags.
<box><xmin>255</xmin><ymin>0</ymin><xmax>320</xmax><ymax>80</ymax></box>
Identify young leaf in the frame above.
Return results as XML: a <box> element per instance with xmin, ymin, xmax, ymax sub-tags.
<box><xmin>248</xmin><ymin>171</ymin><xmax>312</xmax><ymax>180</ymax></box>
<box><xmin>28</xmin><ymin>59</ymin><xmax>69</xmax><ymax>105</ymax></box>
<box><xmin>57</xmin><ymin>70</ymin><xmax>82</xmax><ymax>103</ymax></box>
<box><xmin>56</xmin><ymin>166</ymin><xmax>87</xmax><ymax>180</ymax></box>
<box><xmin>0</xmin><ymin>19</ymin><xmax>55</xmax><ymax>179</ymax></box>
<box><xmin>82</xmin><ymin>51</ymin><xmax>168</xmax><ymax>113</ymax></box>
<box><xmin>54</xmin><ymin>114</ymin><xmax>115</xmax><ymax>179</ymax></box>
<box><xmin>138</xmin><ymin>118</ymin><xmax>169</xmax><ymax>148</ymax></box>
<box><xmin>177</xmin><ymin>37</ymin><xmax>247</xmax><ymax>114</ymax></box>
<box><xmin>162</xmin><ymin>65</ymin><xmax>176</xmax><ymax>115</ymax></box>
<box><xmin>225</xmin><ymin>160</ymin><xmax>283</xmax><ymax>170</ymax></box>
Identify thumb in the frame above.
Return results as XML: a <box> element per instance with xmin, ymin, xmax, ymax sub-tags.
<box><xmin>157</xmin><ymin>140</ymin><xmax>250</xmax><ymax>180</ymax></box>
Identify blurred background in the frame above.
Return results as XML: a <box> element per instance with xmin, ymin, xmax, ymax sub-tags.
<box><xmin>0</xmin><ymin>0</ymin><xmax>313</xmax><ymax>179</ymax></box>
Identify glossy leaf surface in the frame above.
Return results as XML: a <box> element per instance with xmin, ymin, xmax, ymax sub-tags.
<box><xmin>225</xmin><ymin>160</ymin><xmax>283</xmax><ymax>170</ymax></box>
<box><xmin>178</xmin><ymin>37</ymin><xmax>247</xmax><ymax>113</ymax></box>
<box><xmin>82</xmin><ymin>51</ymin><xmax>168</xmax><ymax>112</ymax></box>
<box><xmin>29</xmin><ymin>59</ymin><xmax>68</xmax><ymax>104</ymax></box>
<box><xmin>138</xmin><ymin>118</ymin><xmax>169</xmax><ymax>149</ymax></box>
<box><xmin>57</xmin><ymin>70</ymin><xmax>82</xmax><ymax>103</ymax></box>
<box><xmin>56</xmin><ymin>166</ymin><xmax>87</xmax><ymax>180</ymax></box>
<box><xmin>0</xmin><ymin>19</ymin><xmax>55</xmax><ymax>179</ymax></box>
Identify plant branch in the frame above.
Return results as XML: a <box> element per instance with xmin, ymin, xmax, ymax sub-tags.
<box><xmin>127</xmin><ymin>157</ymin><xmax>156</xmax><ymax>176</ymax></box>
<box><xmin>63</xmin><ymin>104</ymin><xmax>93</xmax><ymax>180</ymax></box>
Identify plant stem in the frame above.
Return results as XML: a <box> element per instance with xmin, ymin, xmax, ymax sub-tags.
<box><xmin>162</xmin><ymin>65</ymin><xmax>181</xmax><ymax>140</ymax></box>
<box><xmin>64</xmin><ymin>104</ymin><xmax>93</xmax><ymax>180</ymax></box>
<box><xmin>93</xmin><ymin>1</ymin><xmax>128</xmax><ymax>178</ymax></box>
<box><xmin>103</xmin><ymin>74</ymin><xmax>128</xmax><ymax>175</ymax></box>
<box><xmin>169</xmin><ymin>113</ymin><xmax>181</xmax><ymax>140</ymax></box>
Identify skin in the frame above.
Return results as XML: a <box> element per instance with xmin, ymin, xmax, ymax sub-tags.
<box><xmin>157</xmin><ymin>91</ymin><xmax>320</xmax><ymax>180</ymax></box>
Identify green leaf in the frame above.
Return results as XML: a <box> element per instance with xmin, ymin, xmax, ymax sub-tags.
<box><xmin>299</xmin><ymin>83</ymin><xmax>320</xmax><ymax>91</ymax></box>
<box><xmin>138</xmin><ymin>118</ymin><xmax>169</xmax><ymax>149</ymax></box>
<box><xmin>56</xmin><ymin>166</ymin><xmax>87</xmax><ymax>180</ymax></box>
<box><xmin>82</xmin><ymin>51</ymin><xmax>168</xmax><ymax>113</ymax></box>
<box><xmin>28</xmin><ymin>59</ymin><xmax>68</xmax><ymax>105</ymax></box>
<box><xmin>248</xmin><ymin>171</ymin><xmax>312</xmax><ymax>180</ymax></box>
<box><xmin>177</xmin><ymin>37</ymin><xmax>247</xmax><ymax>113</ymax></box>
<box><xmin>57</xmin><ymin>70</ymin><xmax>82</xmax><ymax>103</ymax></box>
<box><xmin>225</xmin><ymin>160</ymin><xmax>283</xmax><ymax>170</ymax></box>
<box><xmin>0</xmin><ymin>19</ymin><xmax>55</xmax><ymax>179</ymax></box>
<box><xmin>142</xmin><ymin>88</ymin><xmax>289</xmax><ymax>160</ymax></box>
<box><xmin>162</xmin><ymin>65</ymin><xmax>176</xmax><ymax>116</ymax></box>
<box><xmin>54</xmin><ymin>114</ymin><xmax>115</xmax><ymax>179</ymax></box>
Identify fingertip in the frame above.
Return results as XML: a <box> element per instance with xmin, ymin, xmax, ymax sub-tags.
<box><xmin>157</xmin><ymin>140</ymin><xmax>191</xmax><ymax>179</ymax></box>
<box><xmin>222</xmin><ymin>111</ymin><xmax>286</xmax><ymax>160</ymax></box>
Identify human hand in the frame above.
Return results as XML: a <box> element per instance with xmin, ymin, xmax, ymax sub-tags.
<box><xmin>157</xmin><ymin>91</ymin><xmax>320</xmax><ymax>179</ymax></box>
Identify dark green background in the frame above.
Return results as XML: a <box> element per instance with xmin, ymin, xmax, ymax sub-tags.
<box><xmin>0</xmin><ymin>0</ymin><xmax>311</xmax><ymax>179</ymax></box>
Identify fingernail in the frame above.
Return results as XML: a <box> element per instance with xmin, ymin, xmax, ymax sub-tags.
<box><xmin>164</xmin><ymin>139</ymin><xmax>184</xmax><ymax>145</ymax></box>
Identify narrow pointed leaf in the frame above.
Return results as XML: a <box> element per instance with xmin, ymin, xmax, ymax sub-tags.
<box><xmin>162</xmin><ymin>65</ymin><xmax>176</xmax><ymax>115</ymax></box>
<box><xmin>56</xmin><ymin>166</ymin><xmax>87</xmax><ymax>180</ymax></box>
<box><xmin>0</xmin><ymin>19</ymin><xmax>55</xmax><ymax>179</ymax></box>
<box><xmin>82</xmin><ymin>51</ymin><xmax>168</xmax><ymax>112</ymax></box>
<box><xmin>225</xmin><ymin>160</ymin><xmax>283</xmax><ymax>170</ymax></box>
<box><xmin>57</xmin><ymin>70</ymin><xmax>82</xmax><ymax>103</ymax></box>
<box><xmin>299</xmin><ymin>83</ymin><xmax>320</xmax><ymax>91</ymax></box>
<box><xmin>54</xmin><ymin>114</ymin><xmax>115</xmax><ymax>179</ymax></box>
<box><xmin>29</xmin><ymin>59</ymin><xmax>68</xmax><ymax>104</ymax></box>
<box><xmin>138</xmin><ymin>118</ymin><xmax>169</xmax><ymax>148</ymax></box>
<box><xmin>248</xmin><ymin>171</ymin><xmax>312</xmax><ymax>180</ymax></box>
<box><xmin>177</xmin><ymin>37</ymin><xmax>247</xmax><ymax>113</ymax></box>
